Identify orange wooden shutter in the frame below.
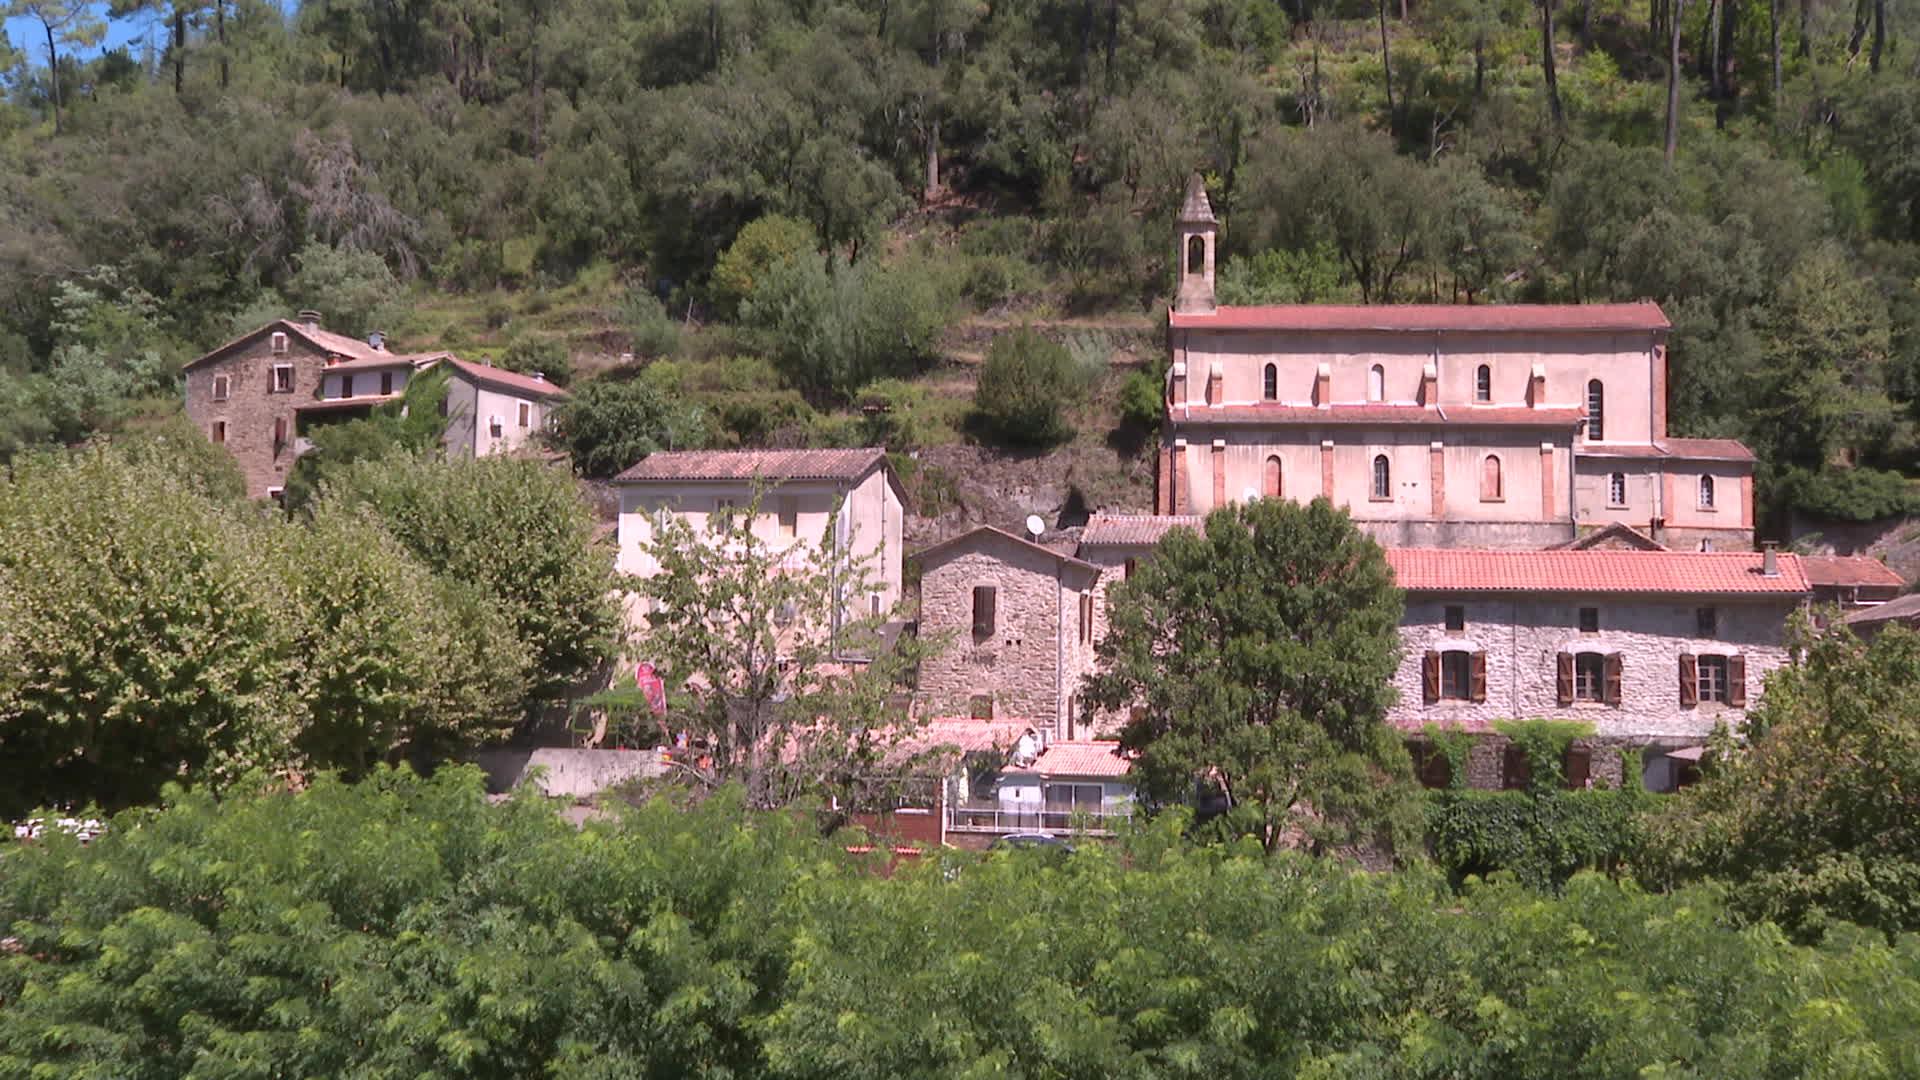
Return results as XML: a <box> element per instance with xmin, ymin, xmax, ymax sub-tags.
<box><xmin>1679</xmin><ymin>653</ymin><xmax>1698</xmax><ymax>708</ymax></box>
<box><xmin>1727</xmin><ymin>654</ymin><xmax>1747</xmax><ymax>707</ymax></box>
<box><xmin>1603</xmin><ymin>653</ymin><xmax>1623</xmax><ymax>706</ymax></box>
<box><xmin>1555</xmin><ymin>653</ymin><xmax>1574</xmax><ymax>706</ymax></box>
<box><xmin>1422</xmin><ymin>651</ymin><xmax>1440</xmax><ymax>703</ymax></box>
<box><xmin>1470</xmin><ymin>651</ymin><xmax>1488</xmax><ymax>703</ymax></box>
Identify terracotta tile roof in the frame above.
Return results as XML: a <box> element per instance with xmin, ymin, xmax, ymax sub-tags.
<box><xmin>1554</xmin><ymin>523</ymin><xmax>1669</xmax><ymax>551</ymax></box>
<box><xmin>1169</xmin><ymin>301</ymin><xmax>1671</xmax><ymax>332</ymax></box>
<box><xmin>1800</xmin><ymin>555</ymin><xmax>1905</xmax><ymax>590</ymax></box>
<box><xmin>1580</xmin><ymin>438</ymin><xmax>1756</xmax><ymax>463</ymax></box>
<box><xmin>1179</xmin><ymin>174</ymin><xmax>1217</xmax><ymax>223</ymax></box>
<box><xmin>1012</xmin><ymin>741</ymin><xmax>1135</xmax><ymax>778</ymax></box>
<box><xmin>912</xmin><ymin>525</ymin><xmax>1101</xmax><ymax>573</ymax></box>
<box><xmin>325</xmin><ymin>351</ymin><xmax>450</xmax><ymax>372</ymax></box>
<box><xmin>185</xmin><ymin>318</ymin><xmax>384</xmax><ymax>371</ymax></box>
<box><xmin>1387</xmin><ymin>548</ymin><xmax>1812</xmax><ymax>595</ymax></box>
<box><xmin>1845</xmin><ymin>592</ymin><xmax>1920</xmax><ymax>627</ymax></box>
<box><xmin>1178</xmin><ymin>403</ymin><xmax>1585</xmax><ymax>427</ymax></box>
<box><xmin>445</xmin><ymin>358</ymin><xmax>569</xmax><ymax>400</ymax></box>
<box><xmin>293</xmin><ymin>393</ymin><xmax>404</xmax><ymax>412</ymax></box>
<box><xmin>900</xmin><ymin>720</ymin><xmax>1033</xmax><ymax>757</ymax></box>
<box><xmin>1079</xmin><ymin>514</ymin><xmax>1203</xmax><ymax>548</ymax></box>
<box><xmin>614</xmin><ymin>447</ymin><xmax>888</xmax><ymax>484</ymax></box>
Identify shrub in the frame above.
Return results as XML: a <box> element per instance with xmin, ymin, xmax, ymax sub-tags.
<box><xmin>619</xmin><ymin>288</ymin><xmax>683</xmax><ymax>359</ymax></box>
<box><xmin>1772</xmin><ymin>465</ymin><xmax>1918</xmax><ymax>522</ymax></box>
<box><xmin>285</xmin><ymin>242</ymin><xmax>404</xmax><ymax>341</ymax></box>
<box><xmin>742</xmin><ymin>255</ymin><xmax>954</xmax><ymax>400</ymax></box>
<box><xmin>711</xmin><ymin>214</ymin><xmax>818</xmax><ymax>318</ymax></box>
<box><xmin>500</xmin><ymin>336</ymin><xmax>572</xmax><ymax>386</ymax></box>
<box><xmin>853</xmin><ymin>378</ymin><xmax>961</xmax><ymax>450</ymax></box>
<box><xmin>547</xmin><ymin>375</ymin><xmax>708</xmax><ymax>478</ymax></box>
<box><xmin>1427</xmin><ymin>785</ymin><xmax>1651</xmax><ymax>891</ymax></box>
<box><xmin>974</xmin><ymin>326</ymin><xmax>1083</xmax><ymax>447</ymax></box>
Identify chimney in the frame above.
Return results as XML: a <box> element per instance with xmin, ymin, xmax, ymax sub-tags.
<box><xmin>1314</xmin><ymin>362</ymin><xmax>1331</xmax><ymax>407</ymax></box>
<box><xmin>1762</xmin><ymin>541</ymin><xmax>1779</xmax><ymax>578</ymax></box>
<box><xmin>298</xmin><ymin>310</ymin><xmax>322</xmax><ymax>332</ymax></box>
<box><xmin>367</xmin><ymin>330</ymin><xmax>386</xmax><ymax>351</ymax></box>
<box><xmin>532</xmin><ymin>372</ymin><xmax>545</xmax><ymax>382</ymax></box>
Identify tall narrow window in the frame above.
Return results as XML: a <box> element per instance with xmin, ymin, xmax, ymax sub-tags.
<box><xmin>1697</xmin><ymin>655</ymin><xmax>1729</xmax><ymax>703</ymax></box>
<box><xmin>1481</xmin><ymin>455</ymin><xmax>1503</xmax><ymax>501</ymax></box>
<box><xmin>777</xmin><ymin>497</ymin><xmax>798</xmax><ymax>539</ymax></box>
<box><xmin>1608</xmin><ymin>472</ymin><xmax>1627</xmax><ymax>506</ymax></box>
<box><xmin>1186</xmin><ymin>235</ymin><xmax>1205</xmax><ymax>274</ymax></box>
<box><xmin>1372</xmin><ymin>454</ymin><xmax>1391</xmax><ymax>499</ymax></box>
<box><xmin>1475</xmin><ymin>364</ymin><xmax>1491</xmax><ymax>402</ymax></box>
<box><xmin>972</xmin><ymin>586</ymin><xmax>997</xmax><ymax>642</ymax></box>
<box><xmin>517</xmin><ymin>402</ymin><xmax>531</xmax><ymax>428</ymax></box>
<box><xmin>1079</xmin><ymin>593</ymin><xmax>1094</xmax><ymax>645</ymax></box>
<box><xmin>1586</xmin><ymin>379</ymin><xmax>1605</xmax><ymax>440</ymax></box>
<box><xmin>1698</xmin><ymin>475</ymin><xmax>1716</xmax><ymax>509</ymax></box>
<box><xmin>211</xmin><ymin>374</ymin><xmax>230</xmax><ymax>401</ymax></box>
<box><xmin>341</xmin><ymin>374</ymin><xmax>355</xmax><ymax>399</ymax></box>
<box><xmin>1263</xmin><ymin>456</ymin><xmax>1283</xmax><ymax>498</ymax></box>
<box><xmin>1368</xmin><ymin>364</ymin><xmax>1386</xmax><ymax>402</ymax></box>
<box><xmin>1573</xmin><ymin>653</ymin><xmax>1606</xmax><ymax>701</ymax></box>
<box><xmin>210</xmin><ymin>420</ymin><xmax>226</xmax><ymax>444</ymax></box>
<box><xmin>380</xmin><ymin>371</ymin><xmax>394</xmax><ymax>396</ymax></box>
<box><xmin>1262</xmin><ymin>363</ymin><xmax>1277</xmax><ymax>400</ymax></box>
<box><xmin>272</xmin><ymin>365</ymin><xmax>294</xmax><ymax>393</ymax></box>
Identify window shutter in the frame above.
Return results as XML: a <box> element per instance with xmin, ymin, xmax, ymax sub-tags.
<box><xmin>1565</xmin><ymin>746</ymin><xmax>1592</xmax><ymax>789</ymax></box>
<box><xmin>1604</xmin><ymin>653</ymin><xmax>1623</xmax><ymax>706</ymax></box>
<box><xmin>972</xmin><ymin>586</ymin><xmax>996</xmax><ymax>641</ymax></box>
<box><xmin>1555</xmin><ymin>652</ymin><xmax>1574</xmax><ymax>706</ymax></box>
<box><xmin>1422</xmin><ymin>650</ymin><xmax>1440</xmax><ymax>704</ymax></box>
<box><xmin>1470</xmin><ymin>651</ymin><xmax>1488</xmax><ymax>703</ymax></box>
<box><xmin>1727</xmin><ymin>654</ymin><xmax>1747</xmax><ymax>707</ymax></box>
<box><xmin>1679</xmin><ymin>653</ymin><xmax>1698</xmax><ymax>708</ymax></box>
<box><xmin>1502</xmin><ymin>744</ymin><xmax>1530</xmax><ymax>790</ymax></box>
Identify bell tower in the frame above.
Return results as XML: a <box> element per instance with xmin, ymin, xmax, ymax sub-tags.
<box><xmin>1174</xmin><ymin>173</ymin><xmax>1218</xmax><ymax>315</ymax></box>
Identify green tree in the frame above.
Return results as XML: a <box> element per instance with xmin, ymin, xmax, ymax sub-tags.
<box><xmin>284</xmin><ymin>241</ymin><xmax>405</xmax><ymax>341</ymax></box>
<box><xmin>547</xmin><ymin>374</ymin><xmax>708</xmax><ymax>478</ymax></box>
<box><xmin>8</xmin><ymin>0</ymin><xmax>104</xmax><ymax>132</ymax></box>
<box><xmin>282</xmin><ymin>366</ymin><xmax>450</xmax><ymax>512</ymax></box>
<box><xmin>499</xmin><ymin>336</ymin><xmax>573</xmax><ymax>386</ymax></box>
<box><xmin>318</xmin><ymin>452</ymin><xmax>622</xmax><ymax>714</ymax></box>
<box><xmin>710</xmin><ymin>213</ymin><xmax>819</xmax><ymax>318</ymax></box>
<box><xmin>972</xmin><ymin>325</ymin><xmax>1083</xmax><ymax>447</ymax></box>
<box><xmin>634</xmin><ymin>493</ymin><xmax>937</xmax><ymax>810</ymax></box>
<box><xmin>1085</xmin><ymin>498</ymin><xmax>1414</xmax><ymax>854</ymax></box>
<box><xmin>741</xmin><ymin>253</ymin><xmax>953</xmax><ymax>400</ymax></box>
<box><xmin>1648</xmin><ymin>619</ymin><xmax>1920</xmax><ymax>940</ymax></box>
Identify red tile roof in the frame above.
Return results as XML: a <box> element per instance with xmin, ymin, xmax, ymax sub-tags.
<box><xmin>1012</xmin><ymin>741</ymin><xmax>1135</xmax><ymax>778</ymax></box>
<box><xmin>1169</xmin><ymin>301</ymin><xmax>1671</xmax><ymax>332</ymax></box>
<box><xmin>1177</xmin><ymin>403</ymin><xmax>1585</xmax><ymax>427</ymax></box>
<box><xmin>1386</xmin><ymin>548</ymin><xmax>1812</xmax><ymax>595</ymax></box>
<box><xmin>1800</xmin><ymin>555</ymin><xmax>1905</xmax><ymax>590</ymax></box>
<box><xmin>444</xmin><ymin>358</ymin><xmax>569</xmax><ymax>400</ymax></box>
<box><xmin>1580</xmin><ymin>438</ymin><xmax>1755</xmax><ymax>463</ymax></box>
<box><xmin>325</xmin><ymin>351</ymin><xmax>449</xmax><ymax>372</ymax></box>
<box><xmin>1079</xmin><ymin>514</ymin><xmax>1203</xmax><ymax>548</ymax></box>
<box><xmin>1845</xmin><ymin>593</ymin><xmax>1920</xmax><ymax>627</ymax></box>
<box><xmin>293</xmin><ymin>394</ymin><xmax>404</xmax><ymax>412</ymax></box>
<box><xmin>912</xmin><ymin>525</ymin><xmax>1101</xmax><ymax>573</ymax></box>
<box><xmin>614</xmin><ymin>448</ymin><xmax>888</xmax><ymax>484</ymax></box>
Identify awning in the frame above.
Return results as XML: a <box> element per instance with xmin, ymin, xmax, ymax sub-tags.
<box><xmin>1665</xmin><ymin>745</ymin><xmax>1708</xmax><ymax>762</ymax></box>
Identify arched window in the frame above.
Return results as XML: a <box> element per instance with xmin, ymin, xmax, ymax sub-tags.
<box><xmin>1475</xmin><ymin>364</ymin><xmax>1491</xmax><ymax>403</ymax></box>
<box><xmin>1263</xmin><ymin>456</ymin><xmax>1283</xmax><ymax>498</ymax></box>
<box><xmin>1481</xmin><ymin>455</ymin><xmax>1503</xmax><ymax>501</ymax></box>
<box><xmin>1186</xmin><ymin>235</ymin><xmax>1205</xmax><ymax>274</ymax></box>
<box><xmin>1698</xmin><ymin>474</ymin><xmax>1715</xmax><ymax>509</ymax></box>
<box><xmin>1608</xmin><ymin>472</ymin><xmax>1627</xmax><ymax>506</ymax></box>
<box><xmin>1368</xmin><ymin>364</ymin><xmax>1386</xmax><ymax>403</ymax></box>
<box><xmin>1262</xmin><ymin>363</ymin><xmax>1278</xmax><ymax>400</ymax></box>
<box><xmin>1586</xmin><ymin>379</ymin><xmax>1605</xmax><ymax>441</ymax></box>
<box><xmin>1372</xmin><ymin>454</ymin><xmax>1391</xmax><ymax>500</ymax></box>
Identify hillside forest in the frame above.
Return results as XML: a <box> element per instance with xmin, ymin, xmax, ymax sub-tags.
<box><xmin>2</xmin><ymin>0</ymin><xmax>1920</xmax><ymax>519</ymax></box>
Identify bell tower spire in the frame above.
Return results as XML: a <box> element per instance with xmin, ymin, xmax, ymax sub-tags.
<box><xmin>1174</xmin><ymin>174</ymin><xmax>1218</xmax><ymax>315</ymax></box>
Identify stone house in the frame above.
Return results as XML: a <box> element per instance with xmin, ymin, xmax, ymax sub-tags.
<box><xmin>912</xmin><ymin>526</ymin><xmax>1101</xmax><ymax>737</ymax></box>
<box><xmin>183</xmin><ymin>312</ymin><xmax>564</xmax><ymax>498</ymax></box>
<box><xmin>1161</xmin><ymin>175</ymin><xmax>1754</xmax><ymax>552</ymax></box>
<box><xmin>613</xmin><ymin>448</ymin><xmax>906</xmax><ymax>639</ymax></box>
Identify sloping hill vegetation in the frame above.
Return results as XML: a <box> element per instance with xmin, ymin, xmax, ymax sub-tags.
<box><xmin>2</xmin><ymin>0</ymin><xmax>1919</xmax><ymax>522</ymax></box>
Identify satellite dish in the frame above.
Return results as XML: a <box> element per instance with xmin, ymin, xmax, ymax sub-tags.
<box><xmin>1025</xmin><ymin>514</ymin><xmax>1045</xmax><ymax>539</ymax></box>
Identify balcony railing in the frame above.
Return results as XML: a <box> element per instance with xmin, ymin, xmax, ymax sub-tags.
<box><xmin>945</xmin><ymin>801</ymin><xmax>1132</xmax><ymax>835</ymax></box>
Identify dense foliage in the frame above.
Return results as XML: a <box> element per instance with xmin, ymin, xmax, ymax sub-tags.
<box><xmin>2</xmin><ymin>0</ymin><xmax>1919</xmax><ymax>515</ymax></box>
<box><xmin>5</xmin><ymin>767</ymin><xmax>1920</xmax><ymax>1078</ymax></box>
<box><xmin>972</xmin><ymin>325</ymin><xmax>1086</xmax><ymax>446</ymax></box>
<box><xmin>1647</xmin><ymin>621</ymin><xmax>1920</xmax><ymax>940</ymax></box>
<box><xmin>0</xmin><ymin>440</ymin><xmax>611</xmax><ymax>815</ymax></box>
<box><xmin>1086</xmin><ymin>497</ymin><xmax>1415</xmax><ymax>853</ymax></box>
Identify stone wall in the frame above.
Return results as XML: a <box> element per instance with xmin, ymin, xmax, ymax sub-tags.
<box><xmin>1392</xmin><ymin>594</ymin><xmax>1797</xmax><ymax>740</ymax></box>
<box><xmin>184</xmin><ymin>332</ymin><xmax>327</xmax><ymax>498</ymax></box>
<box><xmin>472</xmin><ymin>747</ymin><xmax>667</xmax><ymax>797</ymax></box>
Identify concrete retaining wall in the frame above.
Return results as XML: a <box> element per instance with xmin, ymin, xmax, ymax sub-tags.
<box><xmin>472</xmin><ymin>748</ymin><xmax>667</xmax><ymax>798</ymax></box>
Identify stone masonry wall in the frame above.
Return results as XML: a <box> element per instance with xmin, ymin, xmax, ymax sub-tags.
<box><xmin>919</xmin><ymin>536</ymin><xmax>1085</xmax><ymax>731</ymax></box>
<box><xmin>183</xmin><ymin>332</ymin><xmax>330</xmax><ymax>498</ymax></box>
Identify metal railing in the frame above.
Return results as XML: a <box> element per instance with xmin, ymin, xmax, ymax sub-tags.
<box><xmin>945</xmin><ymin>801</ymin><xmax>1132</xmax><ymax>835</ymax></box>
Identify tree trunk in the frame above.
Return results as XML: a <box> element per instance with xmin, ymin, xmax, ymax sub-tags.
<box><xmin>1870</xmin><ymin>0</ymin><xmax>1885</xmax><ymax>71</ymax></box>
<box><xmin>1848</xmin><ymin>0</ymin><xmax>1868</xmax><ymax>60</ymax></box>
<box><xmin>218</xmin><ymin>1</ymin><xmax>229</xmax><ymax>90</ymax></box>
<box><xmin>1541</xmin><ymin>0</ymin><xmax>1565</xmax><ymax>127</ymax></box>
<box><xmin>1380</xmin><ymin>0</ymin><xmax>1395</xmax><ymax>131</ymax></box>
<box><xmin>1716</xmin><ymin>0</ymin><xmax>1737</xmax><ymax>122</ymax></box>
<box><xmin>1770</xmin><ymin>0</ymin><xmax>1782</xmax><ymax>103</ymax></box>
<box><xmin>45</xmin><ymin>23</ymin><xmax>61</xmax><ymax>134</ymax></box>
<box><xmin>1798</xmin><ymin>0</ymin><xmax>1811</xmax><ymax>59</ymax></box>
<box><xmin>1580</xmin><ymin>0</ymin><xmax>1594</xmax><ymax>48</ymax></box>
<box><xmin>172</xmin><ymin>6</ymin><xmax>185</xmax><ymax>94</ymax></box>
<box><xmin>529</xmin><ymin>37</ymin><xmax>543</xmax><ymax>154</ymax></box>
<box><xmin>1104</xmin><ymin>0</ymin><xmax>1119</xmax><ymax>96</ymax></box>
<box><xmin>1473</xmin><ymin>35</ymin><xmax>1486</xmax><ymax>98</ymax></box>
<box><xmin>1699</xmin><ymin>0</ymin><xmax>1716</xmax><ymax>80</ymax></box>
<box><xmin>1667</xmin><ymin>0</ymin><xmax>1686</xmax><ymax>164</ymax></box>
<box><xmin>1708</xmin><ymin>0</ymin><xmax>1722</xmax><ymax>95</ymax></box>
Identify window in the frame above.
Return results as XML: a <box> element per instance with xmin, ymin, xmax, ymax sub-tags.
<box><xmin>1262</xmin><ymin>456</ymin><xmax>1282</xmax><ymax>498</ymax></box>
<box><xmin>1045</xmin><ymin>783</ymin><xmax>1103</xmax><ymax>816</ymax></box>
<box><xmin>270</xmin><ymin>331</ymin><xmax>288</xmax><ymax>354</ymax></box>
<box><xmin>488</xmin><ymin>415</ymin><xmax>504</xmax><ymax>438</ymax></box>
<box><xmin>1444</xmin><ymin>605</ymin><xmax>1465</xmax><ymax>632</ymax></box>
<box><xmin>1608</xmin><ymin>472</ymin><xmax>1627</xmax><ymax>506</ymax></box>
<box><xmin>437</xmin><ymin>396</ymin><xmax>449</xmax><ymax>418</ymax></box>
<box><xmin>340</xmin><ymin>374</ymin><xmax>355</xmax><ymax>399</ymax></box>
<box><xmin>972</xmin><ymin>586</ymin><xmax>997</xmax><ymax>642</ymax></box>
<box><xmin>1123</xmin><ymin>558</ymin><xmax>1137</xmax><ymax>580</ymax></box>
<box><xmin>777</xmin><ymin>497</ymin><xmax>798</xmax><ymax>539</ymax></box>
<box><xmin>1698</xmin><ymin>475</ymin><xmax>1716</xmax><ymax>509</ymax></box>
<box><xmin>272</xmin><ymin>364</ymin><xmax>294</xmax><ymax>393</ymax></box>
<box><xmin>1371</xmin><ymin>454</ymin><xmax>1391</xmax><ymax>500</ymax></box>
<box><xmin>1696</xmin><ymin>607</ymin><xmax>1718</xmax><ymax>638</ymax></box>
<box><xmin>1475</xmin><ymin>364</ymin><xmax>1491</xmax><ymax>402</ymax></box>
<box><xmin>1480</xmin><ymin>455</ymin><xmax>1503</xmax><ymax>501</ymax></box>
<box><xmin>517</xmin><ymin>402</ymin><xmax>531</xmax><ymax>428</ymax></box>
<box><xmin>969</xmin><ymin>694</ymin><xmax>994</xmax><ymax>719</ymax></box>
<box><xmin>1079</xmin><ymin>592</ymin><xmax>1094</xmax><ymax>645</ymax></box>
<box><xmin>267</xmin><ymin>486</ymin><xmax>285</xmax><ymax>505</ymax></box>
<box><xmin>1573</xmin><ymin>652</ymin><xmax>1606</xmax><ymax>701</ymax></box>
<box><xmin>210</xmin><ymin>420</ymin><xmax>227</xmax><ymax>444</ymax></box>
<box><xmin>272</xmin><ymin>416</ymin><xmax>288</xmax><ymax>450</ymax></box>
<box><xmin>1440</xmin><ymin>650</ymin><xmax>1473</xmax><ymax>700</ymax></box>
<box><xmin>1586</xmin><ymin>379</ymin><xmax>1605</xmax><ymax>440</ymax></box>
<box><xmin>1578</xmin><ymin>607</ymin><xmax>1600</xmax><ymax>633</ymax></box>
<box><xmin>1262</xmin><ymin>363</ymin><xmax>1277</xmax><ymax>400</ymax></box>
<box><xmin>1564</xmin><ymin>746</ymin><xmax>1593</xmax><ymax>789</ymax></box>
<box><xmin>1697</xmin><ymin>654</ymin><xmax>1729</xmax><ymax>703</ymax></box>
<box><xmin>871</xmin><ymin>594</ymin><xmax>882</xmax><ymax>617</ymax></box>
<box><xmin>380</xmin><ymin>372</ymin><xmax>394</xmax><ymax>396</ymax></box>
<box><xmin>1412</xmin><ymin>742</ymin><xmax>1452</xmax><ymax>789</ymax></box>
<box><xmin>1186</xmin><ymin>235</ymin><xmax>1204</xmax><ymax>274</ymax></box>
<box><xmin>1502</xmin><ymin>744</ymin><xmax>1531</xmax><ymax>790</ymax></box>
<box><xmin>211</xmin><ymin>374</ymin><xmax>229</xmax><ymax>401</ymax></box>
<box><xmin>1368</xmin><ymin>364</ymin><xmax>1386</xmax><ymax>402</ymax></box>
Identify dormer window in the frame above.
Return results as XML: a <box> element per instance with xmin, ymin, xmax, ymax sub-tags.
<box><xmin>270</xmin><ymin>332</ymin><xmax>289</xmax><ymax>355</ymax></box>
